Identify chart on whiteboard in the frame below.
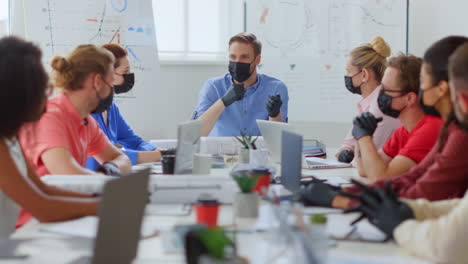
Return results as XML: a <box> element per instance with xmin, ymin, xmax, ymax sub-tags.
<box><xmin>248</xmin><ymin>0</ymin><xmax>407</xmax><ymax>123</ymax></box>
<box><xmin>22</xmin><ymin>0</ymin><xmax>159</xmax><ymax>100</ymax></box>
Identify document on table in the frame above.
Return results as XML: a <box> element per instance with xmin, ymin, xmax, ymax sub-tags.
<box><xmin>329</xmin><ymin>252</ymin><xmax>433</xmax><ymax>264</ymax></box>
<box><xmin>326</xmin><ymin>214</ymin><xmax>387</xmax><ymax>242</ymax></box>
<box><xmin>40</xmin><ymin>216</ymin><xmax>159</xmax><ymax>238</ymax></box>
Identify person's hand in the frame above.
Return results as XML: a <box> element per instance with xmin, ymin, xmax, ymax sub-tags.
<box><xmin>337</xmin><ymin>149</ymin><xmax>354</xmax><ymax>163</ymax></box>
<box><xmin>341</xmin><ymin>179</ymin><xmax>414</xmax><ymax>238</ymax></box>
<box><xmin>352</xmin><ymin>112</ymin><xmax>383</xmax><ymax>140</ymax></box>
<box><xmin>296</xmin><ymin>179</ymin><xmax>341</xmax><ymax>207</ymax></box>
<box><xmin>266</xmin><ymin>94</ymin><xmax>282</xmax><ymax>118</ymax></box>
<box><xmin>221</xmin><ymin>83</ymin><xmax>245</xmax><ymax>107</ymax></box>
<box><xmin>96</xmin><ymin>162</ymin><xmax>121</xmax><ymax>176</ymax></box>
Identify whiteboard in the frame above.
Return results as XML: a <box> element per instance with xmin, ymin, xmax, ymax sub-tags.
<box><xmin>247</xmin><ymin>0</ymin><xmax>408</xmax><ymax>123</ymax></box>
<box><xmin>19</xmin><ymin>0</ymin><xmax>160</xmax><ymax>139</ymax></box>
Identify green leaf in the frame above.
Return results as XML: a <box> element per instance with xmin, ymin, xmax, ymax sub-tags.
<box><xmin>235</xmin><ymin>136</ymin><xmax>248</xmax><ymax>149</ymax></box>
<box><xmin>196</xmin><ymin>228</ymin><xmax>233</xmax><ymax>259</ymax></box>
<box><xmin>232</xmin><ymin>171</ymin><xmax>260</xmax><ymax>193</ymax></box>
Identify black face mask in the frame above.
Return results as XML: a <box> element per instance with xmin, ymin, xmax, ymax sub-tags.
<box><xmin>344</xmin><ymin>71</ymin><xmax>362</xmax><ymax>95</ymax></box>
<box><xmin>114</xmin><ymin>73</ymin><xmax>135</xmax><ymax>94</ymax></box>
<box><xmin>229</xmin><ymin>59</ymin><xmax>255</xmax><ymax>83</ymax></box>
<box><xmin>92</xmin><ymin>80</ymin><xmax>114</xmax><ymax>114</ymax></box>
<box><xmin>418</xmin><ymin>88</ymin><xmax>441</xmax><ymax>117</ymax></box>
<box><xmin>377</xmin><ymin>89</ymin><xmax>408</xmax><ymax>118</ymax></box>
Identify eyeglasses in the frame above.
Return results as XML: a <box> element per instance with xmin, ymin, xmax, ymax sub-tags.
<box><xmin>381</xmin><ymin>84</ymin><xmax>409</xmax><ymax>97</ymax></box>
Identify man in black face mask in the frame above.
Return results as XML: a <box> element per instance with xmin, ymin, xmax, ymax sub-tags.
<box><xmin>352</xmin><ymin>55</ymin><xmax>443</xmax><ymax>182</ymax></box>
<box><xmin>192</xmin><ymin>33</ymin><xmax>289</xmax><ymax>137</ymax></box>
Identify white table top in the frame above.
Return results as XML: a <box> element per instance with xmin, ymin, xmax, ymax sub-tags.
<box><xmin>6</xmin><ymin>165</ymin><xmax>430</xmax><ymax>263</ymax></box>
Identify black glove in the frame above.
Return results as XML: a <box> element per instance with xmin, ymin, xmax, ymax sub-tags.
<box><xmin>96</xmin><ymin>162</ymin><xmax>121</xmax><ymax>176</ymax></box>
<box><xmin>341</xmin><ymin>180</ymin><xmax>414</xmax><ymax>238</ymax></box>
<box><xmin>337</xmin><ymin>149</ymin><xmax>354</xmax><ymax>163</ymax></box>
<box><xmin>297</xmin><ymin>179</ymin><xmax>341</xmax><ymax>207</ymax></box>
<box><xmin>221</xmin><ymin>83</ymin><xmax>245</xmax><ymax>107</ymax></box>
<box><xmin>352</xmin><ymin>112</ymin><xmax>383</xmax><ymax>140</ymax></box>
<box><xmin>266</xmin><ymin>94</ymin><xmax>282</xmax><ymax>118</ymax></box>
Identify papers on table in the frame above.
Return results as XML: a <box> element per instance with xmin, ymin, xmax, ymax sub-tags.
<box><xmin>326</xmin><ymin>213</ymin><xmax>387</xmax><ymax>242</ymax></box>
<box><xmin>329</xmin><ymin>252</ymin><xmax>433</xmax><ymax>264</ymax></box>
<box><xmin>41</xmin><ymin>216</ymin><xmax>159</xmax><ymax>239</ymax></box>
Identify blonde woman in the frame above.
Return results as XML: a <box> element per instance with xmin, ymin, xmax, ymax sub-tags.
<box><xmin>336</xmin><ymin>37</ymin><xmax>400</xmax><ymax>163</ymax></box>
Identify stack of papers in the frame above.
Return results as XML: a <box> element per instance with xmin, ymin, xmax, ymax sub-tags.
<box><xmin>303</xmin><ymin>146</ymin><xmax>326</xmax><ymax>157</ymax></box>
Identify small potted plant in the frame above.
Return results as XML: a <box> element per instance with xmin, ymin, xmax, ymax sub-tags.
<box><xmin>231</xmin><ymin>170</ymin><xmax>260</xmax><ymax>218</ymax></box>
<box><xmin>235</xmin><ymin>133</ymin><xmax>258</xmax><ymax>164</ymax></box>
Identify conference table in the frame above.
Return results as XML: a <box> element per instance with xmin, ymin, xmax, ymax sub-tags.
<box><xmin>4</xmin><ymin>164</ymin><xmax>433</xmax><ymax>264</ymax></box>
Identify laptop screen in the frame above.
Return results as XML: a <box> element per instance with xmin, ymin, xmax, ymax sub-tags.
<box><xmin>281</xmin><ymin>131</ymin><xmax>303</xmax><ymax>193</ymax></box>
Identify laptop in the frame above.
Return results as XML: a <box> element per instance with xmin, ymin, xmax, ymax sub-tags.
<box><xmin>174</xmin><ymin>120</ymin><xmax>202</xmax><ymax>174</ymax></box>
<box><xmin>72</xmin><ymin>168</ymin><xmax>150</xmax><ymax>264</ymax></box>
<box><xmin>281</xmin><ymin>131</ymin><xmax>303</xmax><ymax>193</ymax></box>
<box><xmin>257</xmin><ymin>120</ymin><xmax>295</xmax><ymax>163</ymax></box>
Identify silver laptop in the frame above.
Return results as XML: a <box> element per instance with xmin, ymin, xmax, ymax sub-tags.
<box><xmin>281</xmin><ymin>131</ymin><xmax>303</xmax><ymax>193</ymax></box>
<box><xmin>174</xmin><ymin>120</ymin><xmax>202</xmax><ymax>174</ymax></box>
<box><xmin>72</xmin><ymin>168</ymin><xmax>150</xmax><ymax>264</ymax></box>
<box><xmin>257</xmin><ymin>120</ymin><xmax>295</xmax><ymax>163</ymax></box>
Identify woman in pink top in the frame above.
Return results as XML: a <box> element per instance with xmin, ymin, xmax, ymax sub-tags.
<box><xmin>336</xmin><ymin>36</ymin><xmax>400</xmax><ymax>163</ymax></box>
<box><xmin>20</xmin><ymin>45</ymin><xmax>132</xmax><ymax>178</ymax></box>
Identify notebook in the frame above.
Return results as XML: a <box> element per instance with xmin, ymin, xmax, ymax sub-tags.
<box><xmin>303</xmin><ymin>157</ymin><xmax>352</xmax><ymax>169</ymax></box>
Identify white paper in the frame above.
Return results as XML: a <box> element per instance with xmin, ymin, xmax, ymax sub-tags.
<box><xmin>41</xmin><ymin>216</ymin><xmax>159</xmax><ymax>239</ymax></box>
<box><xmin>329</xmin><ymin>251</ymin><xmax>433</xmax><ymax>264</ymax></box>
<box><xmin>326</xmin><ymin>214</ymin><xmax>387</xmax><ymax>242</ymax></box>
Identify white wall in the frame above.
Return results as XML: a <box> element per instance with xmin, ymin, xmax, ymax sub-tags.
<box><xmin>133</xmin><ymin>63</ymin><xmax>226</xmax><ymax>140</ymax></box>
<box><xmin>408</xmin><ymin>0</ymin><xmax>468</xmax><ymax>56</ymax></box>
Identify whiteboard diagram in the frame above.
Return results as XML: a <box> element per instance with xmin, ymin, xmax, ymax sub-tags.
<box><xmin>248</xmin><ymin>0</ymin><xmax>407</xmax><ymax>123</ymax></box>
<box><xmin>22</xmin><ymin>0</ymin><xmax>161</xmax><ymax>139</ymax></box>
<box><xmin>23</xmin><ymin>0</ymin><xmax>159</xmax><ymax>100</ymax></box>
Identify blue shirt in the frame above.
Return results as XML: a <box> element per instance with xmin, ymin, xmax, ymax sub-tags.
<box><xmin>193</xmin><ymin>73</ymin><xmax>289</xmax><ymax>136</ymax></box>
<box><xmin>85</xmin><ymin>102</ymin><xmax>157</xmax><ymax>170</ymax></box>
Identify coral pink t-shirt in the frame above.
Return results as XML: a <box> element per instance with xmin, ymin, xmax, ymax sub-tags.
<box><xmin>19</xmin><ymin>93</ymin><xmax>109</xmax><ymax>177</ymax></box>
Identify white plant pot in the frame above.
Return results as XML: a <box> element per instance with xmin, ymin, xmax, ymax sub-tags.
<box><xmin>249</xmin><ymin>149</ymin><xmax>268</xmax><ymax>166</ymax></box>
<box><xmin>234</xmin><ymin>192</ymin><xmax>259</xmax><ymax>218</ymax></box>
<box><xmin>239</xmin><ymin>148</ymin><xmax>250</xmax><ymax>164</ymax></box>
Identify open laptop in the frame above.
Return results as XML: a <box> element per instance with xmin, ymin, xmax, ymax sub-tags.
<box><xmin>257</xmin><ymin>120</ymin><xmax>295</xmax><ymax>163</ymax></box>
<box><xmin>174</xmin><ymin>120</ymin><xmax>202</xmax><ymax>174</ymax></box>
<box><xmin>281</xmin><ymin>131</ymin><xmax>303</xmax><ymax>193</ymax></box>
<box><xmin>72</xmin><ymin>168</ymin><xmax>150</xmax><ymax>264</ymax></box>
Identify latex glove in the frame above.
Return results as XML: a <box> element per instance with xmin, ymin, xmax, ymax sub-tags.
<box><xmin>341</xmin><ymin>179</ymin><xmax>414</xmax><ymax>238</ymax></box>
<box><xmin>266</xmin><ymin>94</ymin><xmax>282</xmax><ymax>118</ymax></box>
<box><xmin>221</xmin><ymin>83</ymin><xmax>245</xmax><ymax>107</ymax></box>
<box><xmin>96</xmin><ymin>162</ymin><xmax>121</xmax><ymax>176</ymax></box>
<box><xmin>337</xmin><ymin>149</ymin><xmax>354</xmax><ymax>163</ymax></box>
<box><xmin>297</xmin><ymin>179</ymin><xmax>341</xmax><ymax>207</ymax></box>
<box><xmin>352</xmin><ymin>112</ymin><xmax>383</xmax><ymax>140</ymax></box>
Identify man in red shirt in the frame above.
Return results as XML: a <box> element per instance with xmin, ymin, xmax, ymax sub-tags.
<box><xmin>354</xmin><ymin>55</ymin><xmax>443</xmax><ymax>182</ymax></box>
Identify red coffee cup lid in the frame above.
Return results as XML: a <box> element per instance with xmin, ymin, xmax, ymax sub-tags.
<box><xmin>196</xmin><ymin>195</ymin><xmax>219</xmax><ymax>205</ymax></box>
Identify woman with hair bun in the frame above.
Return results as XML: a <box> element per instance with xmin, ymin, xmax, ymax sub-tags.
<box><xmin>0</xmin><ymin>36</ymin><xmax>99</xmax><ymax>230</ymax></box>
<box><xmin>336</xmin><ymin>36</ymin><xmax>400</xmax><ymax>163</ymax></box>
<box><xmin>18</xmin><ymin>44</ymin><xmax>132</xmax><ymax>226</ymax></box>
